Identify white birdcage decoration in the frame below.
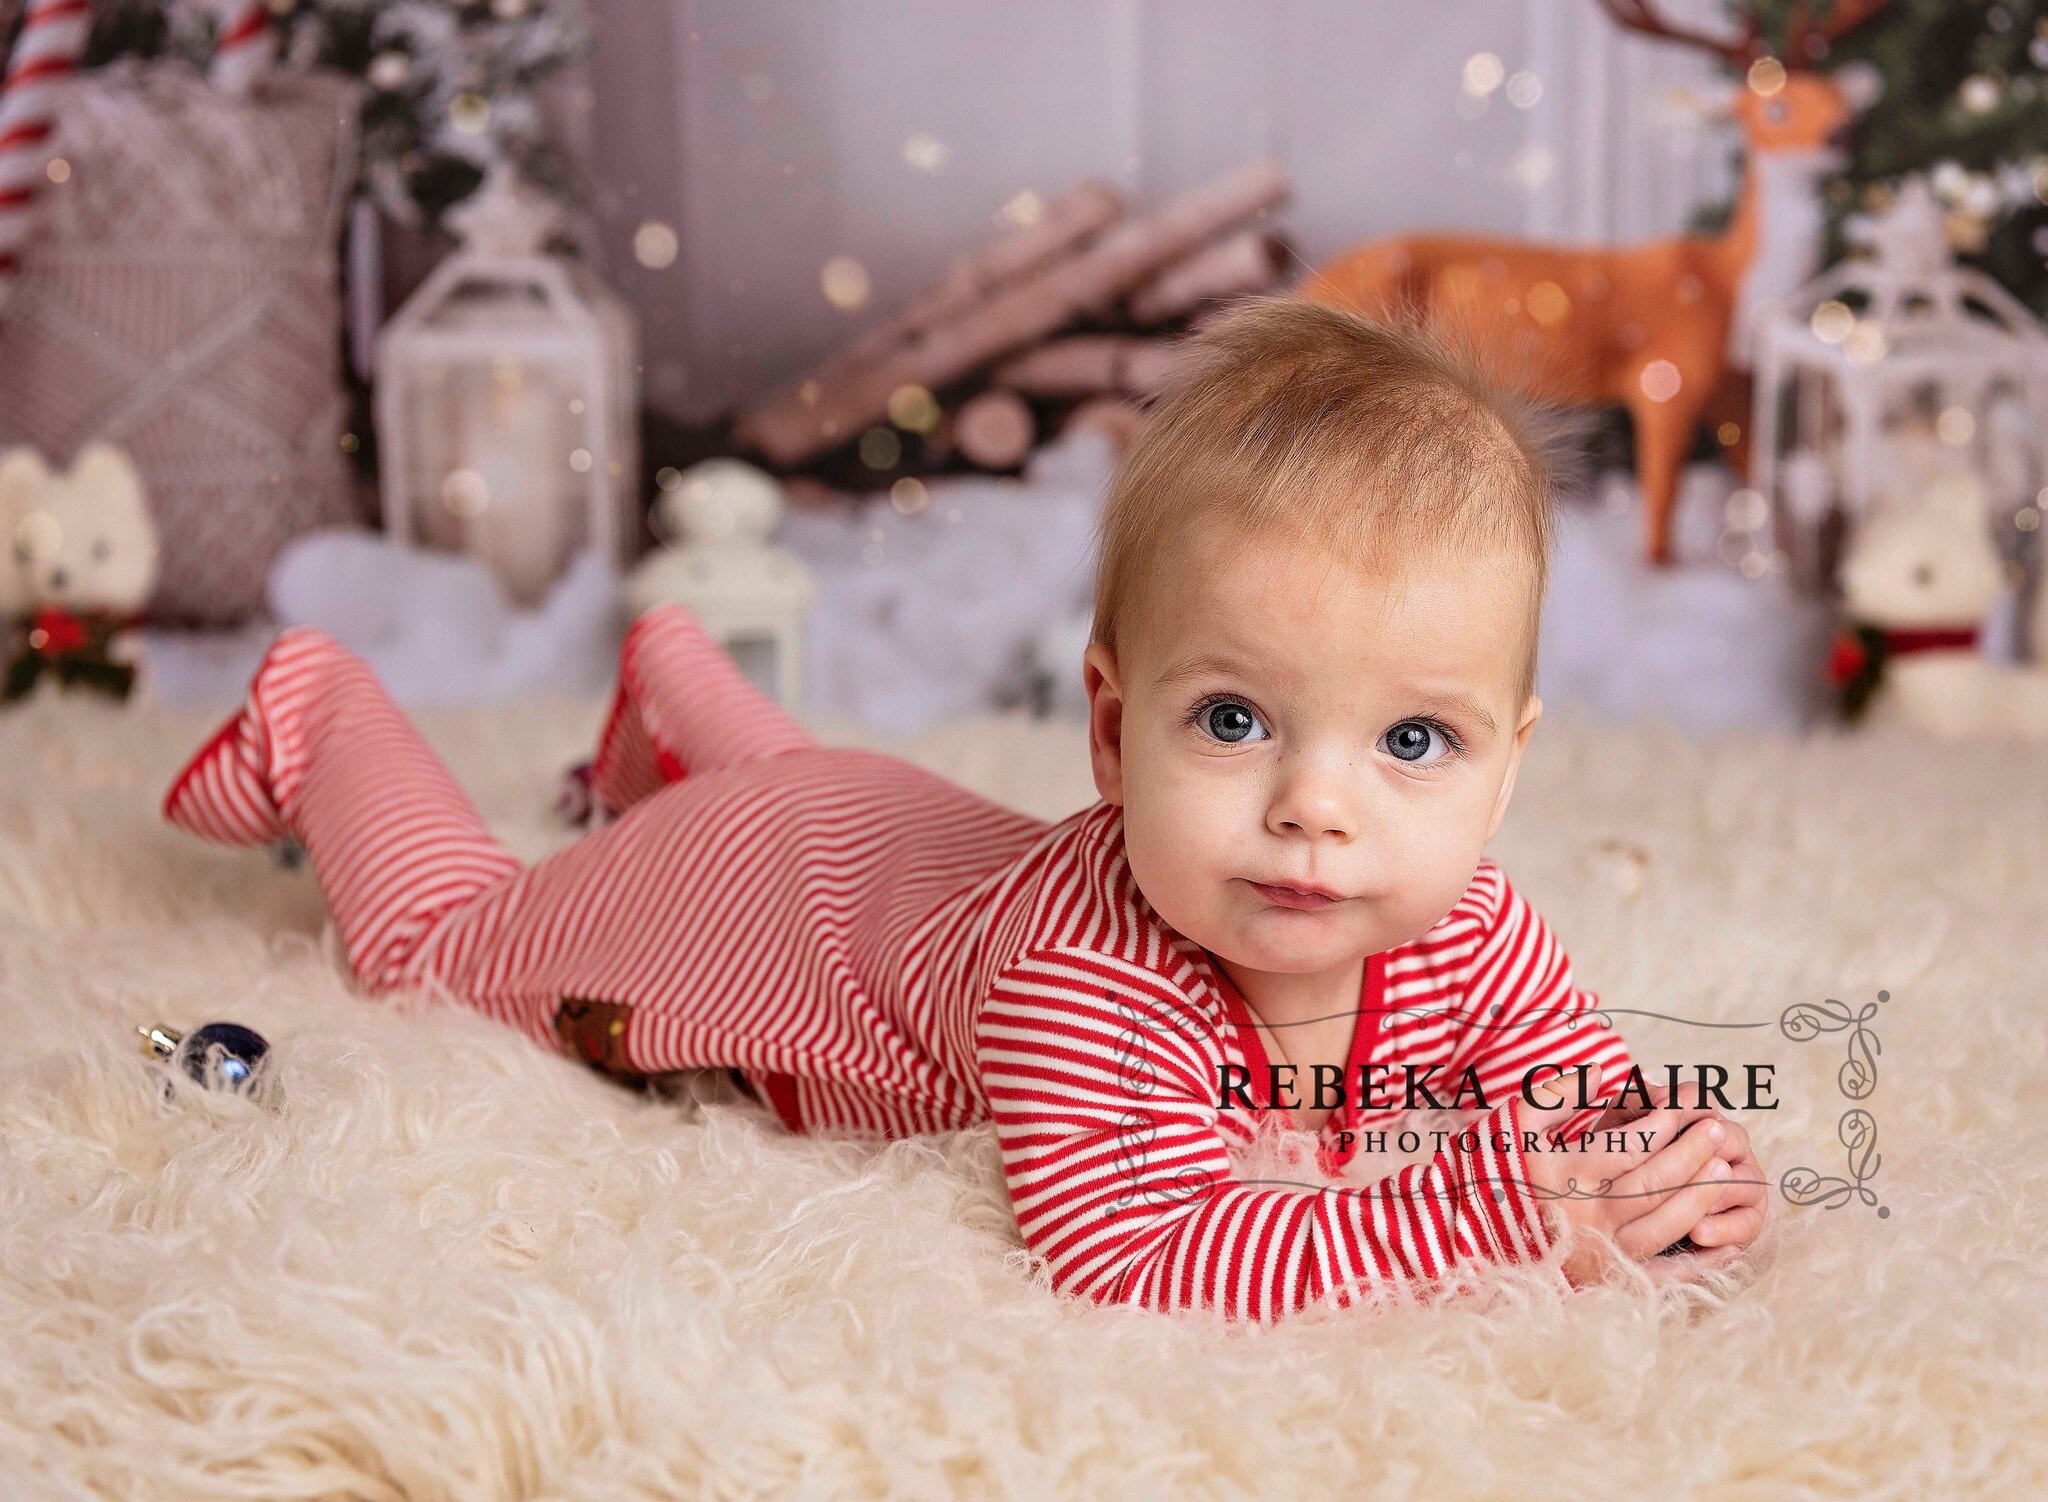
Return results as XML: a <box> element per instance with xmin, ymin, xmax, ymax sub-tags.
<box><xmin>374</xmin><ymin>166</ymin><xmax>640</xmax><ymax>606</ymax></box>
<box><xmin>1749</xmin><ymin>176</ymin><xmax>2048</xmax><ymax>588</ymax></box>
<box><xmin>625</xmin><ymin>460</ymin><xmax>814</xmax><ymax>710</ymax></box>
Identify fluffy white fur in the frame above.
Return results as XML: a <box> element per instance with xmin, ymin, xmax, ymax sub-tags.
<box><xmin>3</xmin><ymin>696</ymin><xmax>2047</xmax><ymax>1497</ymax></box>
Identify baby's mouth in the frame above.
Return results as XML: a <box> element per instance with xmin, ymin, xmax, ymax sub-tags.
<box><xmin>1244</xmin><ymin>879</ymin><xmax>1345</xmax><ymax>911</ymax></box>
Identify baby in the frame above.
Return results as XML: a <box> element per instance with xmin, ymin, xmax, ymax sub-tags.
<box><xmin>163</xmin><ymin>298</ymin><xmax>1765</xmax><ymax>1320</ymax></box>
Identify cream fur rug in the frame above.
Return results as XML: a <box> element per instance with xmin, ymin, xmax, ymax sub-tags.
<box><xmin>4</xmin><ymin>695</ymin><xmax>2047</xmax><ymax>1499</ymax></box>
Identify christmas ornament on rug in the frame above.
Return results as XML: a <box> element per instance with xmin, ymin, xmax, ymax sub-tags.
<box><xmin>138</xmin><ymin>1020</ymin><xmax>273</xmax><ymax>1101</ymax></box>
<box><xmin>0</xmin><ymin>442</ymin><xmax>157</xmax><ymax>703</ymax></box>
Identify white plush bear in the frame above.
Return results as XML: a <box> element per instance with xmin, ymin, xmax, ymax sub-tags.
<box><xmin>0</xmin><ymin>443</ymin><xmax>159</xmax><ymax>703</ymax></box>
<box><xmin>1834</xmin><ymin>458</ymin><xmax>2048</xmax><ymax>740</ymax></box>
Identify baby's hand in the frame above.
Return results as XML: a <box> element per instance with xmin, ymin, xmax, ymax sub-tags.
<box><xmin>1685</xmin><ymin>1129</ymin><xmax>1767</xmax><ymax>1254</ymax></box>
<box><xmin>1518</xmin><ymin>1090</ymin><xmax>1734</xmax><ymax>1289</ymax></box>
<box><xmin>1594</xmin><ymin>1081</ymin><xmax>1769</xmax><ymax>1272</ymax></box>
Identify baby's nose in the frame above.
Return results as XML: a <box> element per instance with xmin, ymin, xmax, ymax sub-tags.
<box><xmin>1275</xmin><ymin>814</ymin><xmax>1351</xmax><ymax>839</ymax></box>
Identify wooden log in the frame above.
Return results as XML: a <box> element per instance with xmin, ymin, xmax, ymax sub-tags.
<box><xmin>736</xmin><ymin>180</ymin><xmax>1125</xmax><ymax>443</ymax></box>
<box><xmin>1061</xmin><ymin>396</ymin><xmax>1146</xmax><ymax>452</ymax></box>
<box><xmin>735</xmin><ymin>158</ymin><xmax>1289</xmax><ymax>467</ymax></box>
<box><xmin>992</xmin><ymin>335</ymin><xmax>1185</xmax><ymax>398</ymax></box>
<box><xmin>953</xmin><ymin>389</ymin><xmax>1036</xmax><ymax>470</ymax></box>
<box><xmin>991</xmin><ymin>336</ymin><xmax>1136</xmax><ymax>397</ymax></box>
<box><xmin>1118</xmin><ymin>341</ymin><xmax>1184</xmax><ymax>396</ymax></box>
<box><xmin>1126</xmin><ymin>230</ymin><xmax>1291</xmax><ymax>325</ymax></box>
<box><xmin>851</xmin><ymin>178</ymin><xmax>1125</xmax><ymax>353</ymax></box>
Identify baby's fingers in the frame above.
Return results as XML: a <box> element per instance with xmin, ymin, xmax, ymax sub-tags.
<box><xmin>1617</xmin><ymin>1158</ymin><xmax>1732</xmax><ymax>1260</ymax></box>
<box><xmin>1630</xmin><ymin>1104</ymin><xmax>1725</xmax><ymax>1161</ymax></box>
<box><xmin>1688</xmin><ymin>1161</ymin><xmax>1768</xmax><ymax>1249</ymax></box>
<box><xmin>1687</xmin><ymin>1202</ymin><xmax>1764</xmax><ymax>1249</ymax></box>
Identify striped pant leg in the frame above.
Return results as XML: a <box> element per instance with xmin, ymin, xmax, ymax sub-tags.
<box><xmin>166</xmin><ymin>627</ymin><xmax>523</xmax><ymax>991</ymax></box>
<box><xmin>587</xmin><ymin>603</ymin><xmax>814</xmax><ymax>814</ymax></box>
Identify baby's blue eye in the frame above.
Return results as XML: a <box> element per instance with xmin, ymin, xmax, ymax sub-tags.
<box><xmin>1382</xmin><ymin>719</ymin><xmax>1451</xmax><ymax>764</ymax></box>
<box><xmin>1197</xmin><ymin>699</ymin><xmax>1268</xmax><ymax>744</ymax></box>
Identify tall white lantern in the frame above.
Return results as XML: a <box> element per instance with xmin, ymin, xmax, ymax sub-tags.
<box><xmin>374</xmin><ymin>166</ymin><xmax>640</xmax><ymax>606</ymax></box>
<box><xmin>1750</xmin><ymin>177</ymin><xmax>2048</xmax><ymax>588</ymax></box>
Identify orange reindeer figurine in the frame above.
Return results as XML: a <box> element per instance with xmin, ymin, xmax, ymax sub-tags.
<box><xmin>1303</xmin><ymin>0</ymin><xmax>1887</xmax><ymax>565</ymax></box>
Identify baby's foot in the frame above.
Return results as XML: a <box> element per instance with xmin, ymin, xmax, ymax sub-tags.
<box><xmin>162</xmin><ymin>626</ymin><xmax>350</xmax><ymax>847</ymax></box>
<box><xmin>588</xmin><ymin>609</ymin><xmax>691</xmax><ymax>814</ymax></box>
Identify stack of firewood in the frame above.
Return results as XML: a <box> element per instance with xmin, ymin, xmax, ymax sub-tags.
<box><xmin>731</xmin><ymin>160</ymin><xmax>1294</xmax><ymax>489</ymax></box>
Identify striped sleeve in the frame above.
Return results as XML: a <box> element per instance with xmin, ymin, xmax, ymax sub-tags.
<box><xmin>1445</xmin><ymin>863</ymin><xmax>1637</xmax><ymax>1144</ymax></box>
<box><xmin>974</xmin><ymin>946</ymin><xmax>1557</xmax><ymax>1322</ymax></box>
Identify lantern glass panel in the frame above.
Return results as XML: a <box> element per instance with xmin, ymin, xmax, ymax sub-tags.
<box><xmin>403</xmin><ymin>354</ymin><xmax>591</xmax><ymax>607</ymax></box>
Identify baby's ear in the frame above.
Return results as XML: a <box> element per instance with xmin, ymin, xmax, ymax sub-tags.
<box><xmin>1081</xmin><ymin>640</ymin><xmax>1126</xmax><ymax>804</ymax></box>
<box><xmin>1487</xmin><ymin>695</ymin><xmax>1542</xmax><ymax>843</ymax></box>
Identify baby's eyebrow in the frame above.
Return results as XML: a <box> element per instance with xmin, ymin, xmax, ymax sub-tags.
<box><xmin>1416</xmin><ymin>694</ymin><xmax>1498</xmax><ymax>737</ymax></box>
<box><xmin>1153</xmin><ymin>652</ymin><xmax>1262</xmax><ymax>691</ymax></box>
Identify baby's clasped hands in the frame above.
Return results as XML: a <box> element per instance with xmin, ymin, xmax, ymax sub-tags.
<box><xmin>1515</xmin><ymin>1078</ymin><xmax>1767</xmax><ymax>1288</ymax></box>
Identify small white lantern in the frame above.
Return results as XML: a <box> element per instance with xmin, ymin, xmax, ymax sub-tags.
<box><xmin>626</xmin><ymin>459</ymin><xmax>815</xmax><ymax>709</ymax></box>
<box><xmin>1751</xmin><ymin>177</ymin><xmax>2048</xmax><ymax>587</ymax></box>
<box><xmin>374</xmin><ymin>165</ymin><xmax>640</xmax><ymax>606</ymax></box>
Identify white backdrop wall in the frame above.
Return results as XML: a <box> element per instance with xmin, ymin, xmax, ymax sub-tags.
<box><xmin>582</xmin><ymin>0</ymin><xmax>1736</xmax><ymax>423</ymax></box>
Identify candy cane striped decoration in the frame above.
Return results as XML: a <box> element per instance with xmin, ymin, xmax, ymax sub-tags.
<box><xmin>207</xmin><ymin>0</ymin><xmax>275</xmax><ymax>97</ymax></box>
<box><xmin>0</xmin><ymin>0</ymin><xmax>90</xmax><ymax>297</ymax></box>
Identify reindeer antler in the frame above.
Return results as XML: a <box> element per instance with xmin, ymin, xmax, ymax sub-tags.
<box><xmin>1595</xmin><ymin>0</ymin><xmax>1758</xmax><ymax>65</ymax></box>
<box><xmin>1597</xmin><ymin>0</ymin><xmax>1890</xmax><ymax>67</ymax></box>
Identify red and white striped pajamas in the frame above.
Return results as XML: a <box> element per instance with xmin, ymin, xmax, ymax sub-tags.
<box><xmin>164</xmin><ymin>606</ymin><xmax>1636</xmax><ymax>1322</ymax></box>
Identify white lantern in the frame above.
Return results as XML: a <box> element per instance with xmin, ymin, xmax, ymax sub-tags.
<box><xmin>625</xmin><ymin>460</ymin><xmax>814</xmax><ymax>710</ymax></box>
<box><xmin>1751</xmin><ymin>177</ymin><xmax>2048</xmax><ymax>588</ymax></box>
<box><xmin>374</xmin><ymin>165</ymin><xmax>640</xmax><ymax>606</ymax></box>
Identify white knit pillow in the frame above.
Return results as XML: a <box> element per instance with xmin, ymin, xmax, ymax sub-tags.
<box><xmin>0</xmin><ymin>63</ymin><xmax>363</xmax><ymax>624</ymax></box>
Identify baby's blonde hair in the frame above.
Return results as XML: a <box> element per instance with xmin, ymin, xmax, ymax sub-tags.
<box><xmin>1089</xmin><ymin>296</ymin><xmax>1575</xmax><ymax>704</ymax></box>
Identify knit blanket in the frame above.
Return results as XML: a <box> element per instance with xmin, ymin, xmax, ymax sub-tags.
<box><xmin>2</xmin><ymin>696</ymin><xmax>2043</xmax><ymax>1497</ymax></box>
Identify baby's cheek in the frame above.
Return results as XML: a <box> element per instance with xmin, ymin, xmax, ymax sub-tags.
<box><xmin>1124</xmin><ymin>801</ymin><xmax>1234</xmax><ymax>933</ymax></box>
<box><xmin>1377</xmin><ymin>820</ymin><xmax>1488</xmax><ymax>937</ymax></box>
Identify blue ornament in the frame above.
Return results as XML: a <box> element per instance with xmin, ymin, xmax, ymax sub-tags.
<box><xmin>138</xmin><ymin>1021</ymin><xmax>272</xmax><ymax>1100</ymax></box>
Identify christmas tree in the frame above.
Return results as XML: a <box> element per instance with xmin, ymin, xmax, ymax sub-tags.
<box><xmin>1750</xmin><ymin>0</ymin><xmax>2048</xmax><ymax>317</ymax></box>
<box><xmin>76</xmin><ymin>0</ymin><xmax>592</xmax><ymax>229</ymax></box>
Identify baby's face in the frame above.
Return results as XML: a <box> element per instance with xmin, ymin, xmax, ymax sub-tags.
<box><xmin>1084</xmin><ymin>523</ymin><xmax>1541</xmax><ymax>980</ymax></box>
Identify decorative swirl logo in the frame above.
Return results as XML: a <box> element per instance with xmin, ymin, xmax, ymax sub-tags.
<box><xmin>1777</xmin><ymin>990</ymin><xmax>1887</xmax><ymax>1218</ymax></box>
<box><xmin>1108</xmin><ymin>990</ymin><xmax>1221</xmax><ymax>1212</ymax></box>
<box><xmin>1379</xmin><ymin>998</ymin><xmax>1778</xmax><ymax>1035</ymax></box>
<box><xmin>1093</xmin><ymin>977</ymin><xmax>1893</xmax><ymax>1226</ymax></box>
